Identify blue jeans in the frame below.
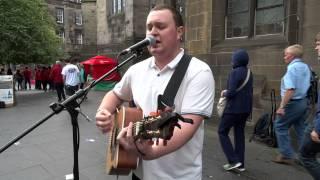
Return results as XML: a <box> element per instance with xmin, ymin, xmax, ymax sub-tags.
<box><xmin>299</xmin><ymin>122</ymin><xmax>320</xmax><ymax>180</ymax></box>
<box><xmin>218</xmin><ymin>113</ymin><xmax>249</xmax><ymax>168</ymax></box>
<box><xmin>274</xmin><ymin>98</ymin><xmax>307</xmax><ymax>158</ymax></box>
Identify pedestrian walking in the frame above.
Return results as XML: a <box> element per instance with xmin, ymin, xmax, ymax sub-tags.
<box><xmin>14</xmin><ymin>69</ymin><xmax>23</xmax><ymax>90</ymax></box>
<box><xmin>7</xmin><ymin>68</ymin><xmax>13</xmax><ymax>75</ymax></box>
<box><xmin>218</xmin><ymin>49</ymin><xmax>253</xmax><ymax>172</ymax></box>
<box><xmin>62</xmin><ymin>58</ymin><xmax>80</xmax><ymax>96</ymax></box>
<box><xmin>41</xmin><ymin>66</ymin><xmax>49</xmax><ymax>92</ymax></box>
<box><xmin>299</xmin><ymin>32</ymin><xmax>320</xmax><ymax>180</ymax></box>
<box><xmin>35</xmin><ymin>66</ymin><xmax>42</xmax><ymax>90</ymax></box>
<box><xmin>23</xmin><ymin>66</ymin><xmax>32</xmax><ymax>90</ymax></box>
<box><xmin>78</xmin><ymin>63</ymin><xmax>86</xmax><ymax>89</ymax></box>
<box><xmin>50</xmin><ymin>61</ymin><xmax>66</xmax><ymax>102</ymax></box>
<box><xmin>272</xmin><ymin>44</ymin><xmax>310</xmax><ymax>164</ymax></box>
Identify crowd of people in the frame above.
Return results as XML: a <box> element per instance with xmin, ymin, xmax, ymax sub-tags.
<box><xmin>0</xmin><ymin>58</ymin><xmax>87</xmax><ymax>102</ymax></box>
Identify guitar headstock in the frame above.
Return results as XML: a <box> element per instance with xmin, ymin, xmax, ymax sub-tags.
<box><xmin>132</xmin><ymin>112</ymin><xmax>193</xmax><ymax>142</ymax></box>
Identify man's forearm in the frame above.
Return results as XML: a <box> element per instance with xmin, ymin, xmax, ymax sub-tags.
<box><xmin>98</xmin><ymin>90</ymin><xmax>122</xmax><ymax>113</ymax></box>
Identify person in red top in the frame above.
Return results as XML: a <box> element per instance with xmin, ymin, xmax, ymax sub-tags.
<box><xmin>23</xmin><ymin>67</ymin><xmax>32</xmax><ymax>90</ymax></box>
<box><xmin>41</xmin><ymin>66</ymin><xmax>50</xmax><ymax>91</ymax></box>
<box><xmin>50</xmin><ymin>61</ymin><xmax>66</xmax><ymax>102</ymax></box>
<box><xmin>35</xmin><ymin>66</ymin><xmax>42</xmax><ymax>90</ymax></box>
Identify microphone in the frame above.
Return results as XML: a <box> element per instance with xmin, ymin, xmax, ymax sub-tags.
<box><xmin>119</xmin><ymin>35</ymin><xmax>156</xmax><ymax>55</ymax></box>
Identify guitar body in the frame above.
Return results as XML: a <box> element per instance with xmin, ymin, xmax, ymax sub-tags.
<box><xmin>106</xmin><ymin>106</ymin><xmax>143</xmax><ymax>175</ymax></box>
<box><xmin>106</xmin><ymin>106</ymin><xmax>193</xmax><ymax>175</ymax></box>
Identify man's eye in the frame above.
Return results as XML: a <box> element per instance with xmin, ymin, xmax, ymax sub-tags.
<box><xmin>158</xmin><ymin>25</ymin><xmax>166</xmax><ymax>29</ymax></box>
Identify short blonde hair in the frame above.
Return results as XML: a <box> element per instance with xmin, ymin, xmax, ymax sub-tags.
<box><xmin>285</xmin><ymin>44</ymin><xmax>303</xmax><ymax>58</ymax></box>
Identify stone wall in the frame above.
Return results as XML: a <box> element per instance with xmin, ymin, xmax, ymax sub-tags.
<box><xmin>46</xmin><ymin>0</ymin><xmax>83</xmax><ymax>57</ymax></box>
<box><xmin>185</xmin><ymin>0</ymin><xmax>212</xmax><ymax>54</ymax></box>
<box><xmin>81</xmin><ymin>0</ymin><xmax>97</xmax><ymax>59</ymax></box>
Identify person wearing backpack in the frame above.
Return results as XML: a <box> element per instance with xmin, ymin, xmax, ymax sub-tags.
<box><xmin>272</xmin><ymin>44</ymin><xmax>311</xmax><ymax>165</ymax></box>
<box><xmin>218</xmin><ymin>49</ymin><xmax>253</xmax><ymax>172</ymax></box>
<box><xmin>299</xmin><ymin>32</ymin><xmax>320</xmax><ymax>180</ymax></box>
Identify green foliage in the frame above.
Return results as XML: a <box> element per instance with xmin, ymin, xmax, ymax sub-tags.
<box><xmin>0</xmin><ymin>0</ymin><xmax>63</xmax><ymax>64</ymax></box>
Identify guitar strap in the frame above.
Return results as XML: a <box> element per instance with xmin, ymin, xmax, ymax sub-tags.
<box><xmin>157</xmin><ymin>53</ymin><xmax>192</xmax><ymax>111</ymax></box>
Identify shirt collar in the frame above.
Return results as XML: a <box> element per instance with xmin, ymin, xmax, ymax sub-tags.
<box><xmin>290</xmin><ymin>58</ymin><xmax>303</xmax><ymax>65</ymax></box>
<box><xmin>149</xmin><ymin>49</ymin><xmax>185</xmax><ymax>70</ymax></box>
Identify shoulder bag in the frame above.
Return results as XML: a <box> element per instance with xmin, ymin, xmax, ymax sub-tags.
<box><xmin>217</xmin><ymin>69</ymin><xmax>251</xmax><ymax>118</ymax></box>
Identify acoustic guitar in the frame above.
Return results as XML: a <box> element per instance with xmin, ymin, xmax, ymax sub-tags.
<box><xmin>106</xmin><ymin>106</ymin><xmax>193</xmax><ymax>175</ymax></box>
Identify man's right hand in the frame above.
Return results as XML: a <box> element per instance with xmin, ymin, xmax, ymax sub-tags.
<box><xmin>310</xmin><ymin>130</ymin><xmax>320</xmax><ymax>143</ymax></box>
<box><xmin>95</xmin><ymin>108</ymin><xmax>114</xmax><ymax>134</ymax></box>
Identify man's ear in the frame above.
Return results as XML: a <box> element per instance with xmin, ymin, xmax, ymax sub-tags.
<box><xmin>177</xmin><ymin>26</ymin><xmax>184</xmax><ymax>41</ymax></box>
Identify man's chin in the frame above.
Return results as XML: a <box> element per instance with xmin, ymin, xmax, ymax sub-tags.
<box><xmin>149</xmin><ymin>48</ymin><xmax>162</xmax><ymax>55</ymax></box>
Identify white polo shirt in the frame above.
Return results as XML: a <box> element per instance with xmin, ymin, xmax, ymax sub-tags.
<box><xmin>61</xmin><ymin>64</ymin><xmax>80</xmax><ymax>86</ymax></box>
<box><xmin>113</xmin><ymin>50</ymin><xmax>215</xmax><ymax>180</ymax></box>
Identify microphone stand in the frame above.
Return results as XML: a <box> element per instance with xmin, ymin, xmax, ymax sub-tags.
<box><xmin>0</xmin><ymin>52</ymin><xmax>142</xmax><ymax>180</ymax></box>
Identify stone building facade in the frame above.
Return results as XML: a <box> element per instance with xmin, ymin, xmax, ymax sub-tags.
<box><xmin>93</xmin><ymin>0</ymin><xmax>320</xmax><ymax>121</ymax></box>
<box><xmin>46</xmin><ymin>0</ymin><xmax>85</xmax><ymax>58</ymax></box>
<box><xmin>81</xmin><ymin>0</ymin><xmax>98</xmax><ymax>59</ymax></box>
<box><xmin>95</xmin><ymin>0</ymin><xmax>183</xmax><ymax>58</ymax></box>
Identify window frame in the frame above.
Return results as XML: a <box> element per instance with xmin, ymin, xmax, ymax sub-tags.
<box><xmin>254</xmin><ymin>0</ymin><xmax>285</xmax><ymax>36</ymax></box>
<box><xmin>112</xmin><ymin>0</ymin><xmax>124</xmax><ymax>15</ymax></box>
<box><xmin>56</xmin><ymin>8</ymin><xmax>64</xmax><ymax>24</ymax></box>
<box><xmin>58</xmin><ymin>30</ymin><xmax>65</xmax><ymax>42</ymax></box>
<box><xmin>75</xmin><ymin>32</ymin><xmax>83</xmax><ymax>45</ymax></box>
<box><xmin>225</xmin><ymin>0</ymin><xmax>285</xmax><ymax>39</ymax></box>
<box><xmin>75</xmin><ymin>13</ymin><xmax>83</xmax><ymax>26</ymax></box>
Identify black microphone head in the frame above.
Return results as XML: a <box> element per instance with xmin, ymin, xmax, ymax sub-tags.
<box><xmin>146</xmin><ymin>35</ymin><xmax>156</xmax><ymax>46</ymax></box>
<box><xmin>119</xmin><ymin>35</ymin><xmax>156</xmax><ymax>56</ymax></box>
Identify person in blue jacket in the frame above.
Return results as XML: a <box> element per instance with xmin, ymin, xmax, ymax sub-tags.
<box><xmin>299</xmin><ymin>32</ymin><xmax>320</xmax><ymax>180</ymax></box>
<box><xmin>218</xmin><ymin>49</ymin><xmax>253</xmax><ymax>172</ymax></box>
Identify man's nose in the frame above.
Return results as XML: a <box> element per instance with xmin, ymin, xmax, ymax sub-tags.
<box><xmin>149</xmin><ymin>27</ymin><xmax>158</xmax><ymax>35</ymax></box>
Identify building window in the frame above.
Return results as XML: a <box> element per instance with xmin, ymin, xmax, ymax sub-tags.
<box><xmin>56</xmin><ymin>8</ymin><xmax>64</xmax><ymax>24</ymax></box>
<box><xmin>255</xmin><ymin>0</ymin><xmax>284</xmax><ymax>35</ymax></box>
<box><xmin>112</xmin><ymin>0</ymin><xmax>124</xmax><ymax>14</ymax></box>
<box><xmin>58</xmin><ymin>31</ymin><xmax>65</xmax><ymax>42</ymax></box>
<box><xmin>75</xmin><ymin>32</ymin><xmax>83</xmax><ymax>44</ymax></box>
<box><xmin>226</xmin><ymin>0</ymin><xmax>249</xmax><ymax>38</ymax></box>
<box><xmin>75</xmin><ymin>13</ymin><xmax>82</xmax><ymax>25</ymax></box>
<box><xmin>226</xmin><ymin>0</ymin><xmax>284</xmax><ymax>38</ymax></box>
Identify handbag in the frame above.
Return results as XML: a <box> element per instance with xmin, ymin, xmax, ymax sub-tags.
<box><xmin>217</xmin><ymin>69</ymin><xmax>251</xmax><ymax>117</ymax></box>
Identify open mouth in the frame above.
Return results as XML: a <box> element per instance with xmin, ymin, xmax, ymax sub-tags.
<box><xmin>150</xmin><ymin>40</ymin><xmax>160</xmax><ymax>48</ymax></box>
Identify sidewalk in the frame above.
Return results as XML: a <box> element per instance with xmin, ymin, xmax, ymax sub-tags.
<box><xmin>0</xmin><ymin>89</ymin><xmax>312</xmax><ymax>180</ymax></box>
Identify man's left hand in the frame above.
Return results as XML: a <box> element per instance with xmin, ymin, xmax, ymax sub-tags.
<box><xmin>276</xmin><ymin>108</ymin><xmax>285</xmax><ymax>116</ymax></box>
